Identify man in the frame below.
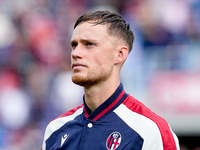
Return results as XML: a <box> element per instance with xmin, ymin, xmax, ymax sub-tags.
<box><xmin>42</xmin><ymin>10</ymin><xmax>180</xmax><ymax>150</ymax></box>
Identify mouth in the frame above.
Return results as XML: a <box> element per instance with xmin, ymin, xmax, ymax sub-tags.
<box><xmin>71</xmin><ymin>63</ymin><xmax>86</xmax><ymax>70</ymax></box>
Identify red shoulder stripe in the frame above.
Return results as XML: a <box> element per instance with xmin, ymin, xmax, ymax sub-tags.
<box><xmin>58</xmin><ymin>104</ymin><xmax>84</xmax><ymax>118</ymax></box>
<box><xmin>123</xmin><ymin>96</ymin><xmax>177</xmax><ymax>150</ymax></box>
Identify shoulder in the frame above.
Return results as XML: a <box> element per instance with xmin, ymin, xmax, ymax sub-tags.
<box><xmin>122</xmin><ymin>95</ymin><xmax>166</xmax><ymax>125</ymax></box>
<box><xmin>47</xmin><ymin>104</ymin><xmax>83</xmax><ymax>130</ymax></box>
<box><xmin>43</xmin><ymin>104</ymin><xmax>84</xmax><ymax>143</ymax></box>
<box><xmin>114</xmin><ymin>95</ymin><xmax>179</xmax><ymax>150</ymax></box>
<box><xmin>56</xmin><ymin>104</ymin><xmax>84</xmax><ymax>119</ymax></box>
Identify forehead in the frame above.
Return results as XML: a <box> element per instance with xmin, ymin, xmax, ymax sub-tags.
<box><xmin>71</xmin><ymin>22</ymin><xmax>110</xmax><ymax>41</ymax></box>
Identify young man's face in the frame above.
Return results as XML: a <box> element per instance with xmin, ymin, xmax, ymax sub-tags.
<box><xmin>70</xmin><ymin>22</ymin><xmax>119</xmax><ymax>87</ymax></box>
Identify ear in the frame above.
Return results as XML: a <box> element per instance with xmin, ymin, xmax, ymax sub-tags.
<box><xmin>115</xmin><ymin>46</ymin><xmax>129</xmax><ymax>65</ymax></box>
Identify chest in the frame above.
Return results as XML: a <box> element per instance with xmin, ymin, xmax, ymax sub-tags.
<box><xmin>45</xmin><ymin>112</ymin><xmax>143</xmax><ymax>150</ymax></box>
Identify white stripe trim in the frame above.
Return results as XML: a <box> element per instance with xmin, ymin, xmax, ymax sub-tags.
<box><xmin>171</xmin><ymin>127</ymin><xmax>180</xmax><ymax>150</ymax></box>
<box><xmin>114</xmin><ymin>104</ymin><xmax>163</xmax><ymax>150</ymax></box>
<box><xmin>42</xmin><ymin>107</ymin><xmax>83</xmax><ymax>150</ymax></box>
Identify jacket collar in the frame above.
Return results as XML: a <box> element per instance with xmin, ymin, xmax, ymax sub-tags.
<box><xmin>83</xmin><ymin>83</ymin><xmax>128</xmax><ymax>121</ymax></box>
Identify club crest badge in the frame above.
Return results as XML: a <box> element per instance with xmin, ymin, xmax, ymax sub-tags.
<box><xmin>106</xmin><ymin>131</ymin><xmax>122</xmax><ymax>150</ymax></box>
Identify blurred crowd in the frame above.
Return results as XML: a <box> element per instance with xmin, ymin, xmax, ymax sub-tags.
<box><xmin>0</xmin><ymin>0</ymin><xmax>199</xmax><ymax>149</ymax></box>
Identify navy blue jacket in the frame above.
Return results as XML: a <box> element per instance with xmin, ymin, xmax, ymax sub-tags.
<box><xmin>42</xmin><ymin>84</ymin><xmax>179</xmax><ymax>150</ymax></box>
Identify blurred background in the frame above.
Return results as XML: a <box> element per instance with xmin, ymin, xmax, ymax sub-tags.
<box><xmin>0</xmin><ymin>0</ymin><xmax>199</xmax><ymax>149</ymax></box>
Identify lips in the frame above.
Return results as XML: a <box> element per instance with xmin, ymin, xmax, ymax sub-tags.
<box><xmin>71</xmin><ymin>63</ymin><xmax>86</xmax><ymax>70</ymax></box>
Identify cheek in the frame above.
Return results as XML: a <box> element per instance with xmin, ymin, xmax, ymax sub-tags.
<box><xmin>95</xmin><ymin>55</ymin><xmax>115</xmax><ymax>72</ymax></box>
<box><xmin>104</xmin><ymin>53</ymin><xmax>116</xmax><ymax>65</ymax></box>
<box><xmin>90</xmin><ymin>47</ymin><xmax>116</xmax><ymax>69</ymax></box>
<box><xmin>93</xmin><ymin>56</ymin><xmax>109</xmax><ymax>67</ymax></box>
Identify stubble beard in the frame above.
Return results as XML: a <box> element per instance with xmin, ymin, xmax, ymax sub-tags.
<box><xmin>72</xmin><ymin>66</ymin><xmax>113</xmax><ymax>87</ymax></box>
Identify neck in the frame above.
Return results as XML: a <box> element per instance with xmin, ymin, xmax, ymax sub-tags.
<box><xmin>84</xmin><ymin>80</ymin><xmax>120</xmax><ymax>112</ymax></box>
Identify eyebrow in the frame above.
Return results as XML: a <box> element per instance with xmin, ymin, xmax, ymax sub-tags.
<box><xmin>70</xmin><ymin>39</ymin><xmax>98</xmax><ymax>45</ymax></box>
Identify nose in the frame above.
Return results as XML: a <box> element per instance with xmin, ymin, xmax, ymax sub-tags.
<box><xmin>71</xmin><ymin>45</ymin><xmax>82</xmax><ymax>60</ymax></box>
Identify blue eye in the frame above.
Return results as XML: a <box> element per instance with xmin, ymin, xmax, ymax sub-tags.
<box><xmin>71</xmin><ymin>43</ymin><xmax>78</xmax><ymax>49</ymax></box>
<box><xmin>86</xmin><ymin>43</ymin><xmax>93</xmax><ymax>46</ymax></box>
<box><xmin>73</xmin><ymin>44</ymin><xmax>77</xmax><ymax>47</ymax></box>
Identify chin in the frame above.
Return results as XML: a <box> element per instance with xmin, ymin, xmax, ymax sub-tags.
<box><xmin>72</xmin><ymin>74</ymin><xmax>88</xmax><ymax>86</ymax></box>
<box><xmin>71</xmin><ymin>69</ymin><xmax>110</xmax><ymax>87</ymax></box>
<box><xmin>72</xmin><ymin>75</ymin><xmax>100</xmax><ymax>87</ymax></box>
